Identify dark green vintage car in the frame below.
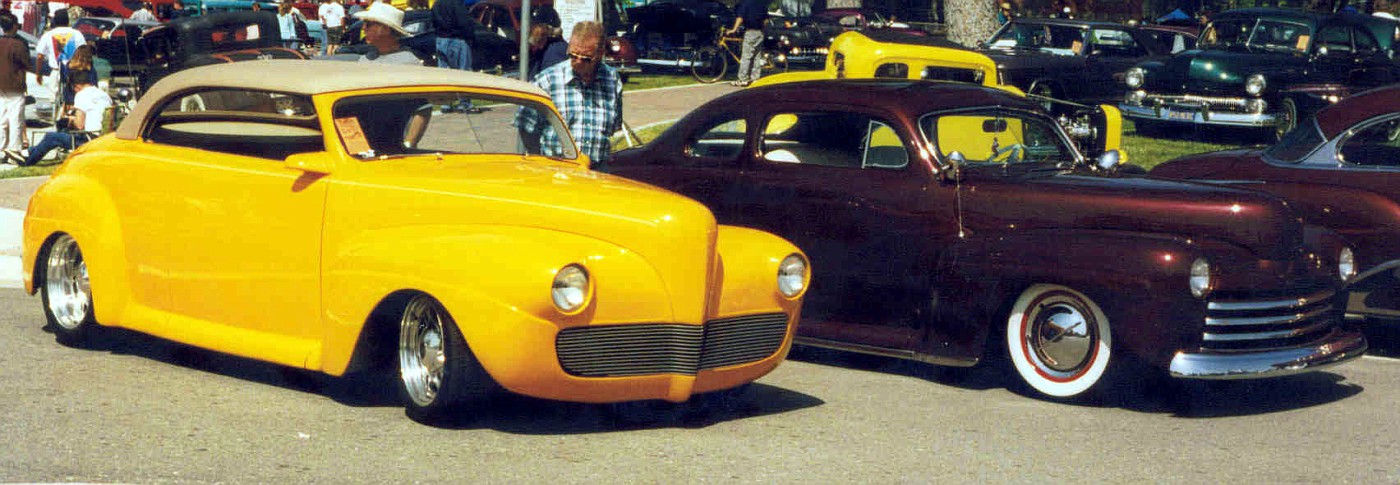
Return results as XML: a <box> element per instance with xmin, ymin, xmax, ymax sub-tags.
<box><xmin>1119</xmin><ymin>8</ymin><xmax>1400</xmax><ymax>138</ymax></box>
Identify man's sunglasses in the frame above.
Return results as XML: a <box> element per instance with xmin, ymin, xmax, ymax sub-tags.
<box><xmin>568</xmin><ymin>52</ymin><xmax>599</xmax><ymax>63</ymax></box>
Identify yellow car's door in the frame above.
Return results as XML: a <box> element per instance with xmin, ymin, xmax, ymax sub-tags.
<box><xmin>134</xmin><ymin>96</ymin><xmax>329</xmax><ymax>366</ymax></box>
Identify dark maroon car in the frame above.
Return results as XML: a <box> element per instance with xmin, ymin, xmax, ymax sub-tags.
<box><xmin>610</xmin><ymin>79</ymin><xmax>1366</xmax><ymax>400</ymax></box>
<box><xmin>1151</xmin><ymin>84</ymin><xmax>1400</xmax><ymax>324</ymax></box>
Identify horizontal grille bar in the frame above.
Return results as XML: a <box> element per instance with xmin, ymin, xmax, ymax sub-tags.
<box><xmin>1143</xmin><ymin>94</ymin><xmax>1250</xmax><ymax>107</ymax></box>
<box><xmin>555</xmin><ymin>313</ymin><xmax>789</xmax><ymax>377</ymax></box>
<box><xmin>1204</xmin><ymin>320</ymin><xmax>1333</xmax><ymax>342</ymax></box>
<box><xmin>1205</xmin><ymin>304</ymin><xmax>1333</xmax><ymax>327</ymax></box>
<box><xmin>1207</xmin><ymin>290</ymin><xmax>1335</xmax><ymax>311</ymax></box>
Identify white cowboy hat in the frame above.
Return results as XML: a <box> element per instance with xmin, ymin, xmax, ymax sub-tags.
<box><xmin>353</xmin><ymin>2</ymin><xmax>409</xmax><ymax>36</ymax></box>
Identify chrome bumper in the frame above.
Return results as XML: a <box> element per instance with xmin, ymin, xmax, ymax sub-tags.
<box><xmin>1168</xmin><ymin>327</ymin><xmax>1368</xmax><ymax>380</ymax></box>
<box><xmin>1119</xmin><ymin>103</ymin><xmax>1276</xmax><ymax>127</ymax></box>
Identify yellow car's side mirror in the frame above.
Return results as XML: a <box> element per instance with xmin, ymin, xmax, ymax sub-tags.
<box><xmin>285</xmin><ymin>152</ymin><xmax>334</xmax><ymax>175</ymax></box>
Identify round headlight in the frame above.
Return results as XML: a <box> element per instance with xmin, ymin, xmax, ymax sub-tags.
<box><xmin>1245</xmin><ymin>74</ymin><xmax>1266</xmax><ymax>96</ymax></box>
<box><xmin>551</xmin><ymin>264</ymin><xmax>590</xmax><ymax>313</ymax></box>
<box><xmin>1189</xmin><ymin>258</ymin><xmax>1213</xmax><ymax>298</ymax></box>
<box><xmin>1125</xmin><ymin>67</ymin><xmax>1145</xmax><ymax>89</ymax></box>
<box><xmin>777</xmin><ymin>253</ymin><xmax>808</xmax><ymax>298</ymax></box>
<box><xmin>1339</xmin><ymin>247</ymin><xmax>1356</xmax><ymax>282</ymax></box>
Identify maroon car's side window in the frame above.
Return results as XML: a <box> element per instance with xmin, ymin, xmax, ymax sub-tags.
<box><xmin>759</xmin><ymin>111</ymin><xmax>906</xmax><ymax>170</ymax></box>
<box><xmin>685</xmin><ymin>118</ymin><xmax>747</xmax><ymax>161</ymax></box>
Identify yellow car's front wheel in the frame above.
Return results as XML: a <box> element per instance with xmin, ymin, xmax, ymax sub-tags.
<box><xmin>41</xmin><ymin>233</ymin><xmax>98</xmax><ymax>347</ymax></box>
<box><xmin>397</xmin><ymin>293</ymin><xmax>492</xmax><ymax>419</ymax></box>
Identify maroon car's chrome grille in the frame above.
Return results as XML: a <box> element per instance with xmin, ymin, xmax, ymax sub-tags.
<box><xmin>1200</xmin><ymin>289</ymin><xmax>1340</xmax><ymax>351</ymax></box>
<box><xmin>555</xmin><ymin>313</ymin><xmax>790</xmax><ymax>377</ymax></box>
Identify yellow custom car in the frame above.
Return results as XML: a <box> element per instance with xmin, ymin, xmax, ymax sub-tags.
<box><xmin>753</xmin><ymin>30</ymin><xmax>1125</xmax><ymax>160</ymax></box>
<box><xmin>21</xmin><ymin>60</ymin><xmax>809</xmax><ymax>419</ymax></box>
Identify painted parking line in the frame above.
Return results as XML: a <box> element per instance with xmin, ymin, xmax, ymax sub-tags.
<box><xmin>0</xmin><ymin>207</ymin><xmax>21</xmax><ymax>289</ymax></box>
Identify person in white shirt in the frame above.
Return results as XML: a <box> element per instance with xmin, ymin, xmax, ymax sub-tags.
<box><xmin>35</xmin><ymin>10</ymin><xmax>86</xmax><ymax>95</ymax></box>
<box><xmin>10</xmin><ymin>71</ymin><xmax>111</xmax><ymax>166</ymax></box>
<box><xmin>319</xmin><ymin>0</ymin><xmax>346</xmax><ymax>55</ymax></box>
<box><xmin>129</xmin><ymin>2</ymin><xmax>157</xmax><ymax>22</ymax></box>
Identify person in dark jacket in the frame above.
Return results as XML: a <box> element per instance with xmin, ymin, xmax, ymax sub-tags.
<box><xmin>527</xmin><ymin>23</ymin><xmax>567</xmax><ymax>79</ymax></box>
<box><xmin>432</xmin><ymin>0</ymin><xmax>476</xmax><ymax>71</ymax></box>
<box><xmin>0</xmin><ymin>14</ymin><xmax>29</xmax><ymax>160</ymax></box>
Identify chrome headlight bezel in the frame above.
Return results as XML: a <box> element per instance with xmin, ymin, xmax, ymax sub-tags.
<box><xmin>1125</xmin><ymin>67</ymin><xmax>1145</xmax><ymax>89</ymax></box>
<box><xmin>1339</xmin><ymin>247</ymin><xmax>1356</xmax><ymax>282</ymax></box>
<box><xmin>777</xmin><ymin>253</ymin><xmax>809</xmax><ymax>299</ymax></box>
<box><xmin>1189</xmin><ymin>257</ymin><xmax>1213</xmax><ymax>298</ymax></box>
<box><xmin>551</xmin><ymin>264</ymin><xmax>592</xmax><ymax>314</ymax></box>
<box><xmin>1245</xmin><ymin>74</ymin><xmax>1267</xmax><ymax>96</ymax></box>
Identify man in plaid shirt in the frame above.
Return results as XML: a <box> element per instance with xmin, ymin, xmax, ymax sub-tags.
<box><xmin>514</xmin><ymin>21</ymin><xmax>623</xmax><ymax>171</ymax></box>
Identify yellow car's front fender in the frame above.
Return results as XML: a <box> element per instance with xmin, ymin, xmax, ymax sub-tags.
<box><xmin>318</xmin><ymin>225</ymin><xmax>674</xmax><ymax>376</ymax></box>
<box><xmin>22</xmin><ymin>169</ymin><xmax>136</xmax><ymax>326</ymax></box>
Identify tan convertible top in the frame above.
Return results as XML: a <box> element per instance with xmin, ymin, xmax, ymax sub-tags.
<box><xmin>115</xmin><ymin>60</ymin><xmax>550</xmax><ymax>140</ymax></box>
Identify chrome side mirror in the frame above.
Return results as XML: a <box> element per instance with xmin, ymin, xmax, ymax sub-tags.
<box><xmin>940</xmin><ymin>150</ymin><xmax>966</xmax><ymax>182</ymax></box>
<box><xmin>1095</xmin><ymin>149</ymin><xmax>1121</xmax><ymax>172</ymax></box>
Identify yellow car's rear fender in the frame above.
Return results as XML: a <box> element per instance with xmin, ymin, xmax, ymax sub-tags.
<box><xmin>318</xmin><ymin>225</ymin><xmax>674</xmax><ymax>376</ymax></box>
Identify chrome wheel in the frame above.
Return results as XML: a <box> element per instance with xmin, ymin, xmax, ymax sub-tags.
<box><xmin>1006</xmin><ymin>284</ymin><xmax>1112</xmax><ymax>398</ymax></box>
<box><xmin>399</xmin><ymin>295</ymin><xmax>448</xmax><ymax>407</ymax></box>
<box><xmin>44</xmin><ymin>234</ymin><xmax>92</xmax><ymax>332</ymax></box>
<box><xmin>1275</xmin><ymin>98</ymin><xmax>1297</xmax><ymax>141</ymax></box>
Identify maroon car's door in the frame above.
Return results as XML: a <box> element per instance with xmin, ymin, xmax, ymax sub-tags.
<box><xmin>730</xmin><ymin>109</ymin><xmax>947</xmax><ymax>352</ymax></box>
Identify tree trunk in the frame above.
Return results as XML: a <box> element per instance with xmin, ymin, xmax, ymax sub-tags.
<box><xmin>946</xmin><ymin>1</ymin><xmax>1001</xmax><ymax>48</ymax></box>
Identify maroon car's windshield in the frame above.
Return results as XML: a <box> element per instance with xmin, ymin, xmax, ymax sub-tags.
<box><xmin>920</xmin><ymin>110</ymin><xmax>1077</xmax><ymax>167</ymax></box>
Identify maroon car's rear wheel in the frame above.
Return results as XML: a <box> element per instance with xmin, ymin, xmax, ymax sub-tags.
<box><xmin>1005</xmin><ymin>284</ymin><xmax>1113</xmax><ymax>399</ymax></box>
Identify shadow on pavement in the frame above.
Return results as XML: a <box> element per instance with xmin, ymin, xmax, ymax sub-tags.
<box><xmin>787</xmin><ymin>344</ymin><xmax>1365</xmax><ymax>417</ymax></box>
<box><xmin>52</xmin><ymin>323</ymin><xmax>824</xmax><ymax>433</ymax></box>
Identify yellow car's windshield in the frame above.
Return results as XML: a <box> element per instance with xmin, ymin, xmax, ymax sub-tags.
<box><xmin>331</xmin><ymin>92</ymin><xmax>579</xmax><ymax>161</ymax></box>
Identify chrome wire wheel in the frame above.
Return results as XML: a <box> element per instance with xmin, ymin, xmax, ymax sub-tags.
<box><xmin>399</xmin><ymin>295</ymin><xmax>448</xmax><ymax>407</ymax></box>
<box><xmin>1006</xmin><ymin>284</ymin><xmax>1113</xmax><ymax>399</ymax></box>
<box><xmin>44</xmin><ymin>234</ymin><xmax>92</xmax><ymax>332</ymax></box>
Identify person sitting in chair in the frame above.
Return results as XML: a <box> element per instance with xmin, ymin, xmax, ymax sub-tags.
<box><xmin>7</xmin><ymin>70</ymin><xmax>111</xmax><ymax>166</ymax></box>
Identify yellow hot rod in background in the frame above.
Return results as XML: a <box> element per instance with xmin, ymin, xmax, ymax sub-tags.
<box><xmin>21</xmin><ymin>61</ymin><xmax>809</xmax><ymax>420</ymax></box>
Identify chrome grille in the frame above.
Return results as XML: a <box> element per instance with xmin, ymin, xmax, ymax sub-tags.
<box><xmin>556</xmin><ymin>313</ymin><xmax>790</xmax><ymax>377</ymax></box>
<box><xmin>1201</xmin><ymin>290</ymin><xmax>1339</xmax><ymax>351</ymax></box>
<box><xmin>1141</xmin><ymin>93</ymin><xmax>1251</xmax><ymax>112</ymax></box>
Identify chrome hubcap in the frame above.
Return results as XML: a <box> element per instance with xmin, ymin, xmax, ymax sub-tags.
<box><xmin>45</xmin><ymin>235</ymin><xmax>91</xmax><ymax>331</ymax></box>
<box><xmin>1027</xmin><ymin>301</ymin><xmax>1094</xmax><ymax>373</ymax></box>
<box><xmin>399</xmin><ymin>296</ymin><xmax>447</xmax><ymax>407</ymax></box>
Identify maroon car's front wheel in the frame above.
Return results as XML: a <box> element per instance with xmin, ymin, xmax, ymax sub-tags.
<box><xmin>1005</xmin><ymin>284</ymin><xmax>1113</xmax><ymax>399</ymax></box>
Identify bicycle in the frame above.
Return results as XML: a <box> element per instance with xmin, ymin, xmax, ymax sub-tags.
<box><xmin>690</xmin><ymin>26</ymin><xmax>788</xmax><ymax>83</ymax></box>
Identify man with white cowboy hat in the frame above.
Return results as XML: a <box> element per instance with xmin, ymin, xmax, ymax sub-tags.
<box><xmin>354</xmin><ymin>2</ymin><xmax>421</xmax><ymax>64</ymax></box>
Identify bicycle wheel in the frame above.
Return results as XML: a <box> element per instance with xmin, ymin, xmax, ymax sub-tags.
<box><xmin>761</xmin><ymin>49</ymin><xmax>789</xmax><ymax>73</ymax></box>
<box><xmin>690</xmin><ymin>46</ymin><xmax>728</xmax><ymax>83</ymax></box>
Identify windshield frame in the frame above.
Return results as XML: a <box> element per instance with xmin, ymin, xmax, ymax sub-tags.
<box><xmin>917</xmin><ymin>106</ymin><xmax>1085</xmax><ymax>169</ymax></box>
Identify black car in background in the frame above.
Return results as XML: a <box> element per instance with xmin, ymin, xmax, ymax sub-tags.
<box><xmin>626</xmin><ymin>0</ymin><xmax>732</xmax><ymax>64</ymax></box>
<box><xmin>135</xmin><ymin>11</ymin><xmax>306</xmax><ymax>94</ymax></box>
<box><xmin>765</xmin><ymin>16</ymin><xmax>840</xmax><ymax>67</ymax></box>
<box><xmin>978</xmin><ymin>18</ymin><xmax>1176</xmax><ymax>107</ymax></box>
<box><xmin>75</xmin><ymin>16</ymin><xmax>161</xmax><ymax>76</ymax></box>
<box><xmin>1120</xmin><ymin>8</ymin><xmax>1400</xmax><ymax>138</ymax></box>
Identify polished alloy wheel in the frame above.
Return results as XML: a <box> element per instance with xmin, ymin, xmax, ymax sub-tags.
<box><xmin>44</xmin><ymin>234</ymin><xmax>91</xmax><ymax>331</ymax></box>
<box><xmin>399</xmin><ymin>295</ymin><xmax>447</xmax><ymax>407</ymax></box>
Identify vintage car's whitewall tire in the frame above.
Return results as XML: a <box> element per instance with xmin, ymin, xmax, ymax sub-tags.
<box><xmin>1005</xmin><ymin>284</ymin><xmax>1112</xmax><ymax>399</ymax></box>
<box><xmin>40</xmin><ymin>234</ymin><xmax>98</xmax><ymax>346</ymax></box>
<box><xmin>397</xmin><ymin>293</ymin><xmax>488</xmax><ymax>417</ymax></box>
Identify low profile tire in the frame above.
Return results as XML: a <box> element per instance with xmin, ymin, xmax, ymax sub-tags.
<box><xmin>397</xmin><ymin>293</ymin><xmax>492</xmax><ymax>419</ymax></box>
<box><xmin>690</xmin><ymin>46</ymin><xmax>727</xmax><ymax>83</ymax></box>
<box><xmin>1274</xmin><ymin>98</ymin><xmax>1298</xmax><ymax>141</ymax></box>
<box><xmin>1005</xmin><ymin>284</ymin><xmax>1113</xmax><ymax>399</ymax></box>
<box><xmin>40</xmin><ymin>234</ymin><xmax>97</xmax><ymax>346</ymax></box>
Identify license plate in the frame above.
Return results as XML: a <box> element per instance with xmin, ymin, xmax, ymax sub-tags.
<box><xmin>1166</xmin><ymin>110</ymin><xmax>1195</xmax><ymax>121</ymax></box>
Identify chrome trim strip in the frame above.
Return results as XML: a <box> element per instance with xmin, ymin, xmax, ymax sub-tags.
<box><xmin>1119</xmin><ymin>103</ymin><xmax>1276</xmax><ymax>127</ymax></box>
<box><xmin>1169</xmin><ymin>328</ymin><xmax>1367</xmax><ymax>380</ymax></box>
<box><xmin>1205</xmin><ymin>290</ymin><xmax>1336</xmax><ymax>311</ymax></box>
<box><xmin>1202</xmin><ymin>320</ymin><xmax>1331</xmax><ymax>341</ymax></box>
<box><xmin>795</xmin><ymin>336</ymin><xmax>979</xmax><ymax>368</ymax></box>
<box><xmin>1204</xmin><ymin>305</ymin><xmax>1333</xmax><ymax>327</ymax></box>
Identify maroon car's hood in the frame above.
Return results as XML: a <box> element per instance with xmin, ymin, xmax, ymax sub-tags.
<box><xmin>962</xmin><ymin>167</ymin><xmax>1301</xmax><ymax>260</ymax></box>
